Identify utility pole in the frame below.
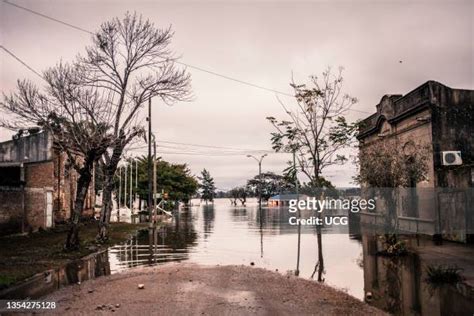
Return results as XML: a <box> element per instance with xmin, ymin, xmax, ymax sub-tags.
<box><xmin>118</xmin><ymin>166</ymin><xmax>122</xmax><ymax>222</ymax></box>
<box><xmin>247</xmin><ymin>154</ymin><xmax>268</xmax><ymax>207</ymax></box>
<box><xmin>135</xmin><ymin>159</ymin><xmax>138</xmax><ymax>212</ymax></box>
<box><xmin>124</xmin><ymin>164</ymin><xmax>127</xmax><ymax>209</ymax></box>
<box><xmin>153</xmin><ymin>136</ymin><xmax>157</xmax><ymax>222</ymax></box>
<box><xmin>294</xmin><ymin>150</ymin><xmax>301</xmax><ymax>276</ymax></box>
<box><xmin>118</xmin><ymin>167</ymin><xmax>122</xmax><ymax>208</ymax></box>
<box><xmin>130</xmin><ymin>159</ymin><xmax>133</xmax><ymax>213</ymax></box>
<box><xmin>148</xmin><ymin>98</ymin><xmax>153</xmax><ymax>230</ymax></box>
<box><xmin>135</xmin><ymin>159</ymin><xmax>138</xmax><ymax>188</ymax></box>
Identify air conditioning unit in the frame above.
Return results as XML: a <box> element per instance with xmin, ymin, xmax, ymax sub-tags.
<box><xmin>441</xmin><ymin>151</ymin><xmax>462</xmax><ymax>166</ymax></box>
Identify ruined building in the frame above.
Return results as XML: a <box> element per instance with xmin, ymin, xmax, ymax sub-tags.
<box><xmin>357</xmin><ymin>81</ymin><xmax>474</xmax><ymax>242</ymax></box>
<box><xmin>0</xmin><ymin>130</ymin><xmax>95</xmax><ymax>235</ymax></box>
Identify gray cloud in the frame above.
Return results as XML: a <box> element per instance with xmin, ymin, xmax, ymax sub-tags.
<box><xmin>1</xmin><ymin>0</ymin><xmax>472</xmax><ymax>188</ymax></box>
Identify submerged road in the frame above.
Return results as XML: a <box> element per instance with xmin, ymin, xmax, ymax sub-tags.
<box><xmin>43</xmin><ymin>263</ymin><xmax>386</xmax><ymax>315</ymax></box>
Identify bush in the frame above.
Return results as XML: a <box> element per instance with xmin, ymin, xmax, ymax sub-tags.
<box><xmin>426</xmin><ymin>264</ymin><xmax>464</xmax><ymax>286</ymax></box>
<box><xmin>377</xmin><ymin>234</ymin><xmax>407</xmax><ymax>256</ymax></box>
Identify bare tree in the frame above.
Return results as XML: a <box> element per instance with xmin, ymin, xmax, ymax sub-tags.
<box><xmin>267</xmin><ymin>67</ymin><xmax>358</xmax><ymax>187</ymax></box>
<box><xmin>76</xmin><ymin>13</ymin><xmax>191</xmax><ymax>241</ymax></box>
<box><xmin>0</xmin><ymin>63</ymin><xmax>114</xmax><ymax>250</ymax></box>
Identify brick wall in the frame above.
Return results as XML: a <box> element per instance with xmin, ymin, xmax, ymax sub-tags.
<box><xmin>0</xmin><ymin>188</ymin><xmax>23</xmax><ymax>235</ymax></box>
<box><xmin>0</xmin><ymin>161</ymin><xmax>53</xmax><ymax>234</ymax></box>
<box><xmin>25</xmin><ymin>161</ymin><xmax>54</xmax><ymax>188</ymax></box>
<box><xmin>0</xmin><ymin>149</ymin><xmax>97</xmax><ymax>235</ymax></box>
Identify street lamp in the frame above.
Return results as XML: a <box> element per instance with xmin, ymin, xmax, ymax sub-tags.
<box><xmin>247</xmin><ymin>154</ymin><xmax>268</xmax><ymax>207</ymax></box>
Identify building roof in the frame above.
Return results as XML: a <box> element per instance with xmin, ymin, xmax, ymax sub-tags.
<box><xmin>269</xmin><ymin>194</ymin><xmax>309</xmax><ymax>201</ymax></box>
<box><xmin>357</xmin><ymin>81</ymin><xmax>474</xmax><ymax>140</ymax></box>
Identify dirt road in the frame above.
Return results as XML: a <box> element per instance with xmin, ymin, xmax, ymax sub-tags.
<box><xmin>43</xmin><ymin>263</ymin><xmax>386</xmax><ymax>315</ymax></box>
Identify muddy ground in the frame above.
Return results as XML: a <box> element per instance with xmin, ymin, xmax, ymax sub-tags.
<box><xmin>0</xmin><ymin>222</ymin><xmax>147</xmax><ymax>289</ymax></box>
<box><xmin>40</xmin><ymin>263</ymin><xmax>386</xmax><ymax>315</ymax></box>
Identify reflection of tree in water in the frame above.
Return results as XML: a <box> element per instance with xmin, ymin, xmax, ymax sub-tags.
<box><xmin>63</xmin><ymin>251</ymin><xmax>111</xmax><ymax>285</ymax></box>
<box><xmin>255</xmin><ymin>207</ymin><xmax>268</xmax><ymax>228</ymax></box>
<box><xmin>202</xmin><ymin>204</ymin><xmax>215</xmax><ymax>239</ymax></box>
<box><xmin>311</xmin><ymin>226</ymin><xmax>325</xmax><ymax>282</ymax></box>
<box><xmin>112</xmin><ymin>211</ymin><xmax>199</xmax><ymax>266</ymax></box>
<box><xmin>254</xmin><ymin>208</ymin><xmax>292</xmax><ymax>233</ymax></box>
<box><xmin>382</xmin><ymin>257</ymin><xmax>402</xmax><ymax>314</ymax></box>
<box><xmin>231</xmin><ymin>207</ymin><xmax>247</xmax><ymax>222</ymax></box>
<box><xmin>163</xmin><ymin>209</ymin><xmax>198</xmax><ymax>249</ymax></box>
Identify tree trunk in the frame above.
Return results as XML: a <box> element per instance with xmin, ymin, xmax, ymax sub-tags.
<box><xmin>97</xmin><ymin>176</ymin><xmax>114</xmax><ymax>242</ymax></box>
<box><xmin>65</xmin><ymin>163</ymin><xmax>93</xmax><ymax>251</ymax></box>
<box><xmin>97</xmin><ymin>142</ymin><xmax>124</xmax><ymax>242</ymax></box>
<box><xmin>316</xmin><ymin>228</ymin><xmax>324</xmax><ymax>282</ymax></box>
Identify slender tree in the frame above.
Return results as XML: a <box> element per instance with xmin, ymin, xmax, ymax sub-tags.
<box><xmin>266</xmin><ymin>67</ymin><xmax>358</xmax><ymax>282</ymax></box>
<box><xmin>267</xmin><ymin>67</ymin><xmax>359</xmax><ymax>188</ymax></box>
<box><xmin>198</xmin><ymin>169</ymin><xmax>216</xmax><ymax>204</ymax></box>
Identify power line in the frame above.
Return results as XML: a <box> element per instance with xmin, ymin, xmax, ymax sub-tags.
<box><xmin>0</xmin><ymin>45</ymin><xmax>44</xmax><ymax>80</ymax></box>
<box><xmin>151</xmin><ymin>144</ymin><xmax>270</xmax><ymax>155</ymax></box>
<box><xmin>129</xmin><ymin>139</ymin><xmax>274</xmax><ymax>153</ymax></box>
<box><xmin>2</xmin><ymin>0</ymin><xmax>293</xmax><ymax>98</ymax></box>
<box><xmin>127</xmin><ymin>149</ymin><xmax>257</xmax><ymax>157</ymax></box>
<box><xmin>2</xmin><ymin>0</ymin><xmax>372</xmax><ymax>114</ymax></box>
<box><xmin>173</xmin><ymin>61</ymin><xmax>294</xmax><ymax>97</ymax></box>
<box><xmin>3</xmin><ymin>0</ymin><xmax>93</xmax><ymax>35</ymax></box>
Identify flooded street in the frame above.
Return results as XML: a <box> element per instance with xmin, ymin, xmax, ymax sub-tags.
<box><xmin>108</xmin><ymin>198</ymin><xmax>365</xmax><ymax>299</ymax></box>
<box><xmin>2</xmin><ymin>198</ymin><xmax>474</xmax><ymax>315</ymax></box>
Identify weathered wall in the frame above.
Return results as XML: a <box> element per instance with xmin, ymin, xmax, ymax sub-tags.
<box><xmin>0</xmin><ymin>188</ymin><xmax>23</xmax><ymax>235</ymax></box>
<box><xmin>0</xmin><ymin>146</ymin><xmax>96</xmax><ymax>235</ymax></box>
<box><xmin>431</xmin><ymin>85</ymin><xmax>474</xmax><ymax>188</ymax></box>
<box><xmin>0</xmin><ymin>132</ymin><xmax>52</xmax><ymax>163</ymax></box>
<box><xmin>24</xmin><ymin>188</ymin><xmax>48</xmax><ymax>232</ymax></box>
<box><xmin>25</xmin><ymin>161</ymin><xmax>55</xmax><ymax>188</ymax></box>
<box><xmin>0</xmin><ymin>161</ymin><xmax>54</xmax><ymax>234</ymax></box>
<box><xmin>357</xmin><ymin>81</ymin><xmax>474</xmax><ymax>242</ymax></box>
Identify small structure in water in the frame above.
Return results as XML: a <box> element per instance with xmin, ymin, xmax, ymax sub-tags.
<box><xmin>268</xmin><ymin>194</ymin><xmax>309</xmax><ymax>207</ymax></box>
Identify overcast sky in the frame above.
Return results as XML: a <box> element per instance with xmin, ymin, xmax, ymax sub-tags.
<box><xmin>1</xmin><ymin>0</ymin><xmax>473</xmax><ymax>189</ymax></box>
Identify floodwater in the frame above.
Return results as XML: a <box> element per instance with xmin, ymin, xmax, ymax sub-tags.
<box><xmin>108</xmin><ymin>198</ymin><xmax>365</xmax><ymax>299</ymax></box>
<box><xmin>3</xmin><ymin>198</ymin><xmax>473</xmax><ymax>315</ymax></box>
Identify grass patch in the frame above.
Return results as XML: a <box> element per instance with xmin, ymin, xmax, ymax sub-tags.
<box><xmin>0</xmin><ymin>221</ymin><xmax>148</xmax><ymax>290</ymax></box>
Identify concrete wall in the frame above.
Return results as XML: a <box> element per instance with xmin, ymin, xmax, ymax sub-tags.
<box><xmin>0</xmin><ymin>131</ymin><xmax>52</xmax><ymax>163</ymax></box>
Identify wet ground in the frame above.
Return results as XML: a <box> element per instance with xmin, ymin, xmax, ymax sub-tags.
<box><xmin>43</xmin><ymin>263</ymin><xmax>386</xmax><ymax>316</ymax></box>
<box><xmin>3</xmin><ymin>198</ymin><xmax>474</xmax><ymax>315</ymax></box>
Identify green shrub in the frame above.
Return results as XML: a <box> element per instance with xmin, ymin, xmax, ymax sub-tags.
<box><xmin>378</xmin><ymin>234</ymin><xmax>407</xmax><ymax>256</ymax></box>
<box><xmin>426</xmin><ymin>264</ymin><xmax>464</xmax><ymax>286</ymax></box>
